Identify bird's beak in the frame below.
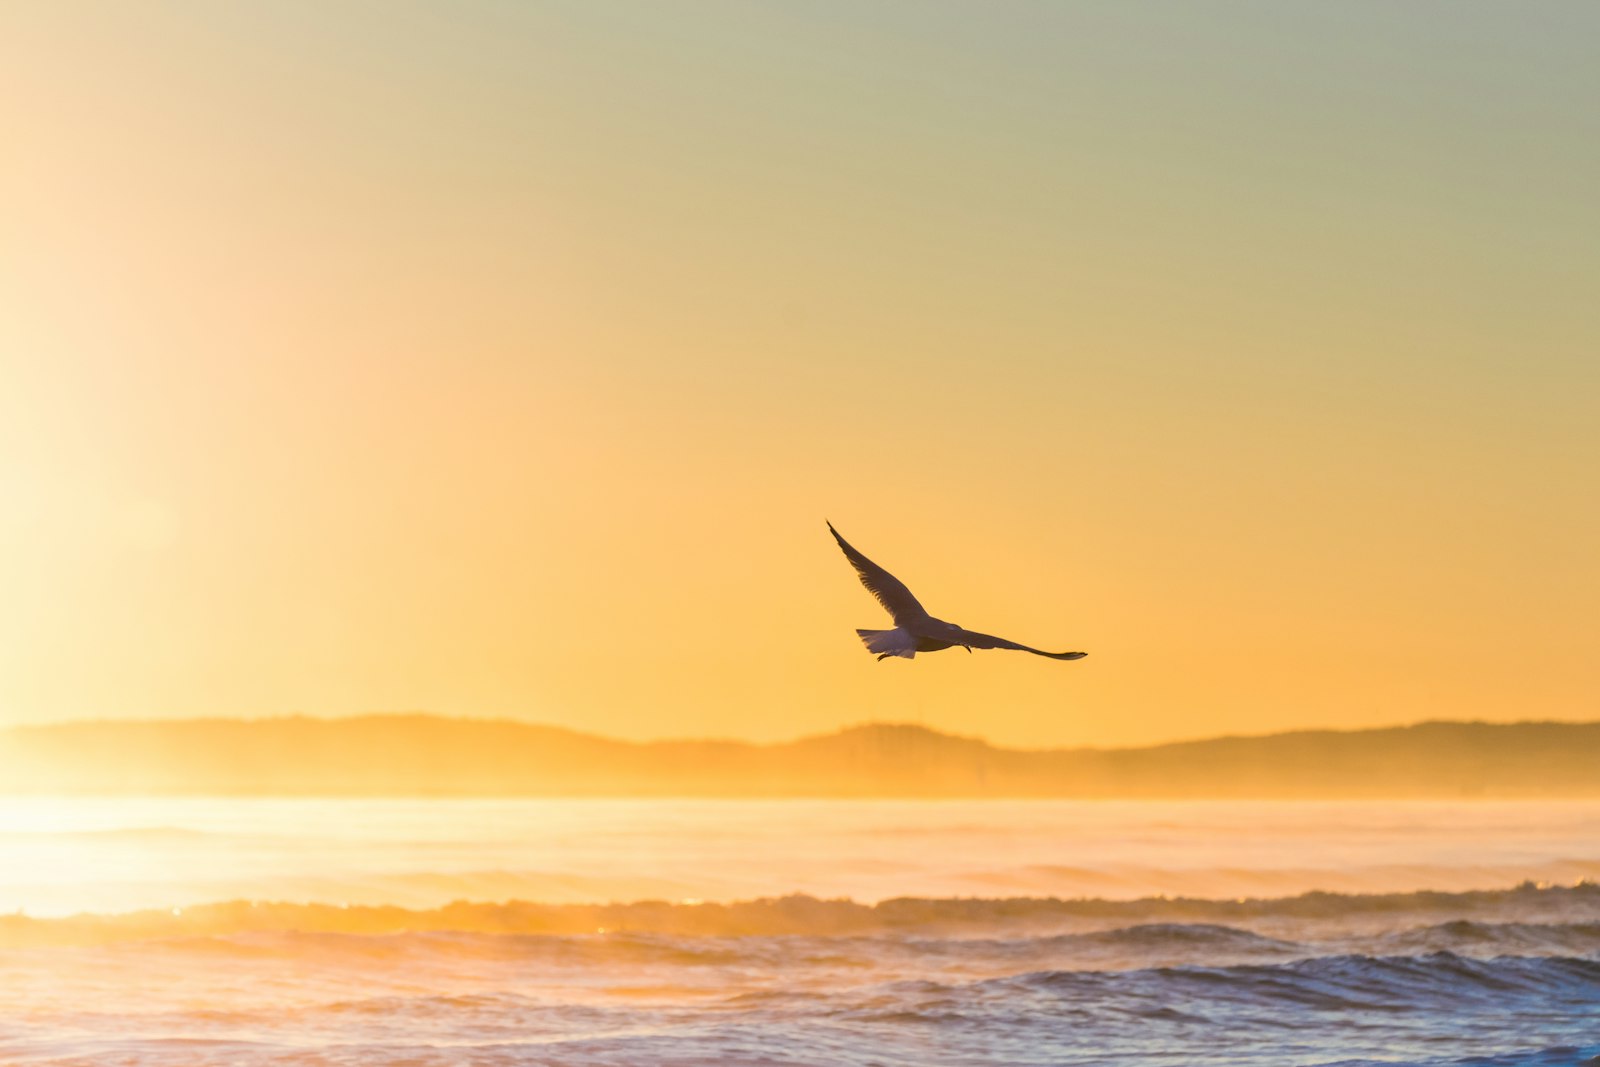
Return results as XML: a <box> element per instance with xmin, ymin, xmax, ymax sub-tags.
<box><xmin>963</xmin><ymin>645</ymin><xmax>972</xmax><ymax>654</ymax></box>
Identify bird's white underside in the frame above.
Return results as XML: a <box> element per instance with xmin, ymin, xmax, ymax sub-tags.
<box><xmin>856</xmin><ymin>627</ymin><xmax>917</xmax><ymax>659</ymax></box>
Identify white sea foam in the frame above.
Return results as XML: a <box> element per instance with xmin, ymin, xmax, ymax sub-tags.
<box><xmin>2</xmin><ymin>799</ymin><xmax>1598</xmax><ymax>1065</ymax></box>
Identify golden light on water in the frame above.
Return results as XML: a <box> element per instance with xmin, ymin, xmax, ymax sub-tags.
<box><xmin>3</xmin><ymin>4</ymin><xmax>1599</xmax><ymax>1063</ymax></box>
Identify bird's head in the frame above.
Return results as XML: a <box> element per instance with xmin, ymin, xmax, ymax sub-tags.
<box><xmin>946</xmin><ymin>622</ymin><xmax>973</xmax><ymax>653</ymax></box>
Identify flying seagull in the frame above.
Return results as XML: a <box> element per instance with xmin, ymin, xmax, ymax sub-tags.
<box><xmin>828</xmin><ymin>522</ymin><xmax>1087</xmax><ymax>662</ymax></box>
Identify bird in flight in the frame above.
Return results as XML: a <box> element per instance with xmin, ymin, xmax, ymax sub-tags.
<box><xmin>828</xmin><ymin>522</ymin><xmax>1087</xmax><ymax>662</ymax></box>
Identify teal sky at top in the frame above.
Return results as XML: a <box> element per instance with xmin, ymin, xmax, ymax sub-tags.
<box><xmin>2</xmin><ymin>2</ymin><xmax>1597</xmax><ymax>744</ymax></box>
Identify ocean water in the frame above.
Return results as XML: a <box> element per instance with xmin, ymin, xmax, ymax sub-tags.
<box><xmin>0</xmin><ymin>799</ymin><xmax>1597</xmax><ymax>1066</ymax></box>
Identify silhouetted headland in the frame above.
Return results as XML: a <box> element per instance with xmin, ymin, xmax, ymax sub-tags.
<box><xmin>1</xmin><ymin>716</ymin><xmax>1596</xmax><ymax>798</ymax></box>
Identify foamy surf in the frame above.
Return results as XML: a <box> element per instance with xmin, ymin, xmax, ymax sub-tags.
<box><xmin>2</xmin><ymin>799</ymin><xmax>1599</xmax><ymax>1065</ymax></box>
<box><xmin>2</xmin><ymin>884</ymin><xmax>1599</xmax><ymax>1066</ymax></box>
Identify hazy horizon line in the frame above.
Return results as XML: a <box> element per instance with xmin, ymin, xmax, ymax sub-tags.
<box><xmin>8</xmin><ymin>711</ymin><xmax>1597</xmax><ymax>755</ymax></box>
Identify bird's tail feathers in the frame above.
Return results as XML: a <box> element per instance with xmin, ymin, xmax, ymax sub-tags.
<box><xmin>857</xmin><ymin>628</ymin><xmax>916</xmax><ymax>660</ymax></box>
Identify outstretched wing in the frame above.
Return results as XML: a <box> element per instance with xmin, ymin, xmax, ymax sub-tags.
<box><xmin>827</xmin><ymin>522</ymin><xmax>928</xmax><ymax>623</ymax></box>
<box><xmin>951</xmin><ymin>627</ymin><xmax>1087</xmax><ymax>661</ymax></box>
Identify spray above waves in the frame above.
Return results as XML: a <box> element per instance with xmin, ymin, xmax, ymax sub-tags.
<box><xmin>8</xmin><ymin>799</ymin><xmax>1600</xmax><ymax>1067</ymax></box>
<box><xmin>5</xmin><ymin>881</ymin><xmax>1598</xmax><ymax>947</ymax></box>
<box><xmin>7</xmin><ymin>885</ymin><xmax>1600</xmax><ymax>1067</ymax></box>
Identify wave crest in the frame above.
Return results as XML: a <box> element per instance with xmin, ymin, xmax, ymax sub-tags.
<box><xmin>5</xmin><ymin>880</ymin><xmax>1598</xmax><ymax>947</ymax></box>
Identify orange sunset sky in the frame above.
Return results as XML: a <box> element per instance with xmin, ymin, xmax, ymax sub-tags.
<box><xmin>2</xmin><ymin>3</ymin><xmax>1597</xmax><ymax>747</ymax></box>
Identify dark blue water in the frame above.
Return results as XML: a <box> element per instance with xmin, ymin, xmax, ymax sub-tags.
<box><xmin>2</xmin><ymin>885</ymin><xmax>1597</xmax><ymax>1066</ymax></box>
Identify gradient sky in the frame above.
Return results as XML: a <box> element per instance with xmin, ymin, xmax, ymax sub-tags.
<box><xmin>3</xmin><ymin>2</ymin><xmax>1597</xmax><ymax>747</ymax></box>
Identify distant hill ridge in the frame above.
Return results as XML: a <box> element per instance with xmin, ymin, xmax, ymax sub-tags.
<box><xmin>0</xmin><ymin>716</ymin><xmax>1596</xmax><ymax>798</ymax></box>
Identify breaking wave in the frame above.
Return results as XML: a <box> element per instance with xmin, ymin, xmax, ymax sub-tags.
<box><xmin>7</xmin><ymin>882</ymin><xmax>1598</xmax><ymax>1067</ymax></box>
<box><xmin>7</xmin><ymin>880</ymin><xmax>1598</xmax><ymax>946</ymax></box>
